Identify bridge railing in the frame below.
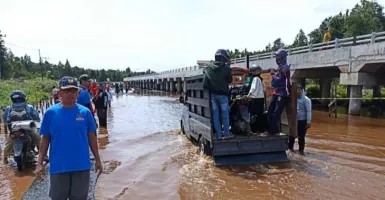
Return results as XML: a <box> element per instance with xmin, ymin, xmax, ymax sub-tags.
<box><xmin>126</xmin><ymin>31</ymin><xmax>385</xmax><ymax>81</ymax></box>
<box><xmin>231</xmin><ymin>31</ymin><xmax>385</xmax><ymax>63</ymax></box>
<box><xmin>124</xmin><ymin>65</ymin><xmax>205</xmax><ymax>81</ymax></box>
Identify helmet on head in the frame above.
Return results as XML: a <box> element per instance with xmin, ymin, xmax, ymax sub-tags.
<box><xmin>249</xmin><ymin>64</ymin><xmax>262</xmax><ymax>75</ymax></box>
<box><xmin>10</xmin><ymin>90</ymin><xmax>26</xmax><ymax>104</ymax></box>
<box><xmin>274</xmin><ymin>49</ymin><xmax>288</xmax><ymax>66</ymax></box>
<box><xmin>214</xmin><ymin>49</ymin><xmax>230</xmax><ymax>64</ymax></box>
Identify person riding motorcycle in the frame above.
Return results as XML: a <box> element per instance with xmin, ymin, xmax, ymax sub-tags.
<box><xmin>2</xmin><ymin>90</ymin><xmax>41</xmax><ymax>164</ymax></box>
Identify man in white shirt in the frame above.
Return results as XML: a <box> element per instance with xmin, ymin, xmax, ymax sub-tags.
<box><xmin>247</xmin><ymin>65</ymin><xmax>266</xmax><ymax>133</ymax></box>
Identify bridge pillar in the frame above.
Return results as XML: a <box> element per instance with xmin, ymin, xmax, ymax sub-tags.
<box><xmin>348</xmin><ymin>85</ymin><xmax>363</xmax><ymax>115</ymax></box>
<box><xmin>293</xmin><ymin>78</ymin><xmax>306</xmax><ymax>89</ymax></box>
<box><xmin>169</xmin><ymin>79</ymin><xmax>175</xmax><ymax>92</ymax></box>
<box><xmin>159</xmin><ymin>80</ymin><xmax>163</xmax><ymax>91</ymax></box>
<box><xmin>183</xmin><ymin>80</ymin><xmax>187</xmax><ymax>94</ymax></box>
<box><xmin>320</xmin><ymin>78</ymin><xmax>332</xmax><ymax>107</ymax></box>
<box><xmin>176</xmin><ymin>78</ymin><xmax>182</xmax><ymax>93</ymax></box>
<box><xmin>373</xmin><ymin>85</ymin><xmax>382</xmax><ymax>105</ymax></box>
<box><xmin>165</xmin><ymin>79</ymin><xmax>170</xmax><ymax>91</ymax></box>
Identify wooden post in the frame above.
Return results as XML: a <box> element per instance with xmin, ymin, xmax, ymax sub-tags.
<box><xmin>287</xmin><ymin>82</ymin><xmax>298</xmax><ymax>138</ymax></box>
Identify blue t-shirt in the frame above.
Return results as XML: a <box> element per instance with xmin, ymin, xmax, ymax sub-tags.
<box><xmin>77</xmin><ymin>85</ymin><xmax>91</xmax><ymax>106</ymax></box>
<box><xmin>39</xmin><ymin>103</ymin><xmax>97</xmax><ymax>174</ymax></box>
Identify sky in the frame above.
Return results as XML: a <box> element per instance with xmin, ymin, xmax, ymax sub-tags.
<box><xmin>1</xmin><ymin>0</ymin><xmax>383</xmax><ymax>72</ymax></box>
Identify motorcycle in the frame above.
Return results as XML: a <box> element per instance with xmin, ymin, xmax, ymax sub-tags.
<box><xmin>229</xmin><ymin>85</ymin><xmax>252</xmax><ymax>136</ymax></box>
<box><xmin>10</xmin><ymin>120</ymin><xmax>40</xmax><ymax>171</ymax></box>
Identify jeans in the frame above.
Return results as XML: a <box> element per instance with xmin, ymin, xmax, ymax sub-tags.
<box><xmin>211</xmin><ymin>94</ymin><xmax>230</xmax><ymax>137</ymax></box>
<box><xmin>267</xmin><ymin>95</ymin><xmax>289</xmax><ymax>134</ymax></box>
<box><xmin>288</xmin><ymin>120</ymin><xmax>308</xmax><ymax>151</ymax></box>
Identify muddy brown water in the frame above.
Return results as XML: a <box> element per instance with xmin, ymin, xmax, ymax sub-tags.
<box><xmin>1</xmin><ymin>91</ymin><xmax>385</xmax><ymax>200</ymax></box>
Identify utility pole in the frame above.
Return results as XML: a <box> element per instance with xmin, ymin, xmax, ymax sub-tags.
<box><xmin>39</xmin><ymin>49</ymin><xmax>42</xmax><ymax>80</ymax></box>
<box><xmin>42</xmin><ymin>56</ymin><xmax>50</xmax><ymax>78</ymax></box>
<box><xmin>0</xmin><ymin>32</ymin><xmax>6</xmax><ymax>79</ymax></box>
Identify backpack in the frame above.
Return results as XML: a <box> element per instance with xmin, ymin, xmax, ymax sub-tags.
<box><xmin>8</xmin><ymin>104</ymin><xmax>33</xmax><ymax>123</ymax></box>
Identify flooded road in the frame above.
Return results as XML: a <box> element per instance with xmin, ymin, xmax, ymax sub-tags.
<box><xmin>95</xmin><ymin>91</ymin><xmax>385</xmax><ymax>200</ymax></box>
<box><xmin>1</xmin><ymin>90</ymin><xmax>385</xmax><ymax>200</ymax></box>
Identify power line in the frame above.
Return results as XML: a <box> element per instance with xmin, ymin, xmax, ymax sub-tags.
<box><xmin>4</xmin><ymin>41</ymin><xmax>39</xmax><ymax>51</ymax></box>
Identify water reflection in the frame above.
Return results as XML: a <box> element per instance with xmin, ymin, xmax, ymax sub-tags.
<box><xmin>95</xmin><ymin>93</ymin><xmax>385</xmax><ymax>200</ymax></box>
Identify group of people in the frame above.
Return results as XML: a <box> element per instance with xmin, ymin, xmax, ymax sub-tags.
<box><xmin>113</xmin><ymin>82</ymin><xmax>129</xmax><ymax>94</ymax></box>
<box><xmin>203</xmin><ymin>48</ymin><xmax>312</xmax><ymax>154</ymax></box>
<box><xmin>53</xmin><ymin>75</ymin><xmax>113</xmax><ymax>128</ymax></box>
<box><xmin>2</xmin><ymin>74</ymin><xmax>112</xmax><ymax>199</ymax></box>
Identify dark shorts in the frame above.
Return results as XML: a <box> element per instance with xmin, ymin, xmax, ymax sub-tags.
<box><xmin>49</xmin><ymin>170</ymin><xmax>90</xmax><ymax>200</ymax></box>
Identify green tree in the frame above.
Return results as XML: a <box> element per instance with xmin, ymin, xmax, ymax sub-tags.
<box><xmin>344</xmin><ymin>0</ymin><xmax>384</xmax><ymax>37</ymax></box>
<box><xmin>292</xmin><ymin>29</ymin><xmax>308</xmax><ymax>48</ymax></box>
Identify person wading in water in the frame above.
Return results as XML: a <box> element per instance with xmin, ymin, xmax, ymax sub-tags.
<box><xmin>92</xmin><ymin>84</ymin><xmax>108</xmax><ymax>129</ymax></box>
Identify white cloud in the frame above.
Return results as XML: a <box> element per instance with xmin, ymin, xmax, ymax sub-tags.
<box><xmin>0</xmin><ymin>0</ymin><xmax>382</xmax><ymax>72</ymax></box>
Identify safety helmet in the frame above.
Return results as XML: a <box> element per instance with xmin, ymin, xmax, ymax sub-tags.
<box><xmin>214</xmin><ymin>49</ymin><xmax>231</xmax><ymax>64</ymax></box>
<box><xmin>10</xmin><ymin>90</ymin><xmax>27</xmax><ymax>104</ymax></box>
<box><xmin>274</xmin><ymin>49</ymin><xmax>288</xmax><ymax>66</ymax></box>
<box><xmin>249</xmin><ymin>64</ymin><xmax>262</xmax><ymax>75</ymax></box>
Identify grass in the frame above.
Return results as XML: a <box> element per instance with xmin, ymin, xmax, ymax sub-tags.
<box><xmin>0</xmin><ymin>78</ymin><xmax>57</xmax><ymax>108</ymax></box>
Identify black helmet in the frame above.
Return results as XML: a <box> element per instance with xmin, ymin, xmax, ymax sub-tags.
<box><xmin>249</xmin><ymin>64</ymin><xmax>262</xmax><ymax>75</ymax></box>
<box><xmin>79</xmin><ymin>74</ymin><xmax>91</xmax><ymax>83</ymax></box>
<box><xmin>10</xmin><ymin>90</ymin><xmax>26</xmax><ymax>104</ymax></box>
<box><xmin>214</xmin><ymin>49</ymin><xmax>230</xmax><ymax>63</ymax></box>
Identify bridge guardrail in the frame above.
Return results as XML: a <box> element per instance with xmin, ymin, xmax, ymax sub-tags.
<box><xmin>231</xmin><ymin>31</ymin><xmax>385</xmax><ymax>63</ymax></box>
<box><xmin>125</xmin><ymin>31</ymin><xmax>385</xmax><ymax>81</ymax></box>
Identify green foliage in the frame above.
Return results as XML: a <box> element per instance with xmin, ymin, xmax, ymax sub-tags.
<box><xmin>0</xmin><ymin>78</ymin><xmax>57</xmax><ymax>108</ymax></box>
<box><xmin>0</xmin><ymin>31</ymin><xmax>154</xmax><ymax>82</ymax></box>
<box><xmin>228</xmin><ymin>0</ymin><xmax>385</xmax><ymax>59</ymax></box>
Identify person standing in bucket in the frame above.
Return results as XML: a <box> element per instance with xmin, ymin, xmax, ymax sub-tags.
<box><xmin>288</xmin><ymin>84</ymin><xmax>311</xmax><ymax>155</ymax></box>
<box><xmin>36</xmin><ymin>76</ymin><xmax>103</xmax><ymax>200</ymax></box>
<box><xmin>203</xmin><ymin>49</ymin><xmax>234</xmax><ymax>139</ymax></box>
<box><xmin>262</xmin><ymin>49</ymin><xmax>291</xmax><ymax>137</ymax></box>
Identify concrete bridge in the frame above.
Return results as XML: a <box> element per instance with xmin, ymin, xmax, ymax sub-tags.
<box><xmin>124</xmin><ymin>31</ymin><xmax>385</xmax><ymax>115</ymax></box>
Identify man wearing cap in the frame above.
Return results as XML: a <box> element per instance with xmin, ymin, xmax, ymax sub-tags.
<box><xmin>78</xmin><ymin>74</ymin><xmax>93</xmax><ymax>112</ymax></box>
<box><xmin>36</xmin><ymin>76</ymin><xmax>103</xmax><ymax>200</ymax></box>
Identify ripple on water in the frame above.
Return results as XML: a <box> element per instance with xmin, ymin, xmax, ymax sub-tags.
<box><xmin>89</xmin><ymin>94</ymin><xmax>385</xmax><ymax>200</ymax></box>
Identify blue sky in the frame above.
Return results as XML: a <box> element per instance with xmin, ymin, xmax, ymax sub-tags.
<box><xmin>1</xmin><ymin>0</ymin><xmax>381</xmax><ymax>72</ymax></box>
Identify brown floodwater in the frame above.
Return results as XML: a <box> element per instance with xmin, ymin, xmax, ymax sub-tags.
<box><xmin>2</xmin><ymin>90</ymin><xmax>385</xmax><ymax>200</ymax></box>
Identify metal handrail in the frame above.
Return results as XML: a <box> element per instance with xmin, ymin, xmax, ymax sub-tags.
<box><xmin>232</xmin><ymin>32</ymin><xmax>385</xmax><ymax>64</ymax></box>
<box><xmin>125</xmin><ymin>31</ymin><xmax>385</xmax><ymax>81</ymax></box>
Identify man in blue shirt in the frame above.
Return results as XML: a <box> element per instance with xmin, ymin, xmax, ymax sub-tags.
<box><xmin>36</xmin><ymin>76</ymin><xmax>103</xmax><ymax>200</ymax></box>
<box><xmin>77</xmin><ymin>74</ymin><xmax>92</xmax><ymax>111</ymax></box>
<box><xmin>288</xmin><ymin>84</ymin><xmax>312</xmax><ymax>155</ymax></box>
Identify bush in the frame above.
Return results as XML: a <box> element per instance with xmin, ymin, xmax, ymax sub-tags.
<box><xmin>305</xmin><ymin>83</ymin><xmax>320</xmax><ymax>98</ymax></box>
<box><xmin>0</xmin><ymin>78</ymin><xmax>57</xmax><ymax>108</ymax></box>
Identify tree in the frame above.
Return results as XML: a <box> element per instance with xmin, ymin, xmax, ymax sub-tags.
<box><xmin>272</xmin><ymin>38</ymin><xmax>285</xmax><ymax>51</ymax></box>
<box><xmin>344</xmin><ymin>0</ymin><xmax>384</xmax><ymax>37</ymax></box>
<box><xmin>292</xmin><ymin>29</ymin><xmax>308</xmax><ymax>48</ymax></box>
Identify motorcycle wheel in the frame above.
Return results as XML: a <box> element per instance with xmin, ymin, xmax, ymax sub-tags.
<box><xmin>14</xmin><ymin>155</ymin><xmax>24</xmax><ymax>172</ymax></box>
